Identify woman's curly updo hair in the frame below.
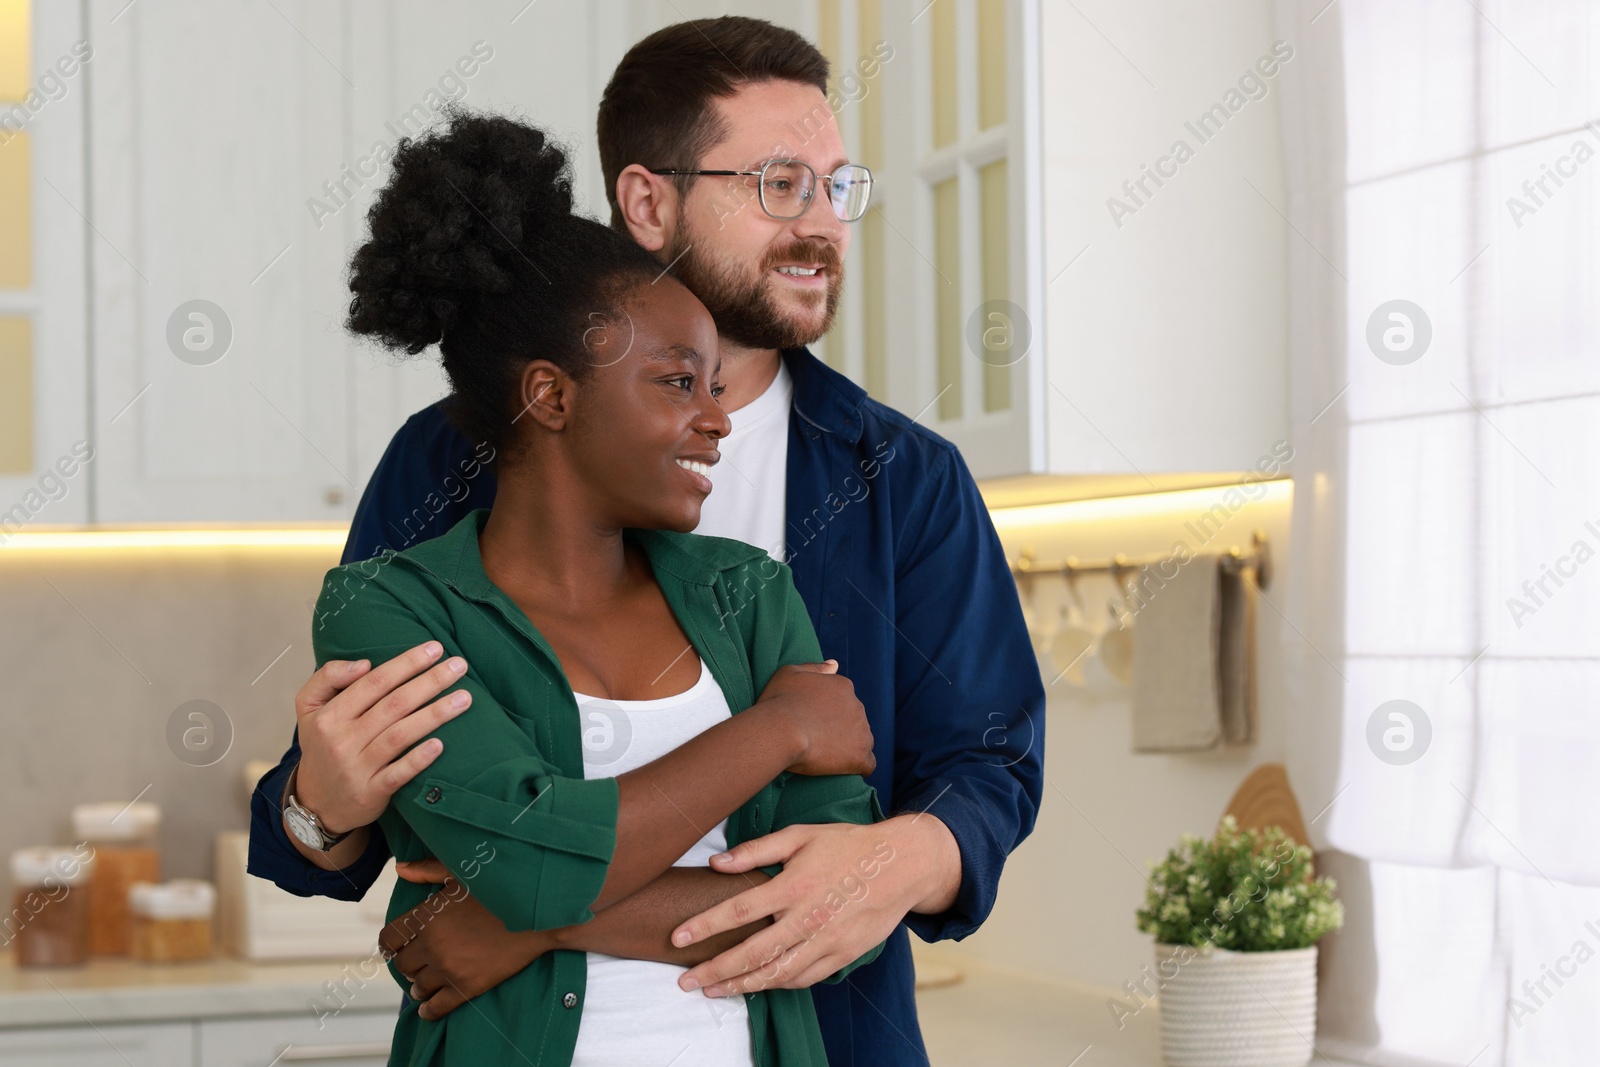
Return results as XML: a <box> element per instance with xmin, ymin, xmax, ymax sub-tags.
<box><xmin>346</xmin><ymin>106</ymin><xmax>665</xmax><ymax>452</ymax></box>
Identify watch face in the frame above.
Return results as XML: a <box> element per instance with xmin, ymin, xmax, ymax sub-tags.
<box><xmin>284</xmin><ymin>805</ymin><xmax>323</xmax><ymax>849</ymax></box>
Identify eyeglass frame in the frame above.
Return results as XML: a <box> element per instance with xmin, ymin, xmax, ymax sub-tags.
<box><xmin>645</xmin><ymin>158</ymin><xmax>874</xmax><ymax>222</ymax></box>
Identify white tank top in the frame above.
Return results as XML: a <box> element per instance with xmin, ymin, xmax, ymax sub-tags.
<box><xmin>567</xmin><ymin>657</ymin><xmax>756</xmax><ymax>1067</ymax></box>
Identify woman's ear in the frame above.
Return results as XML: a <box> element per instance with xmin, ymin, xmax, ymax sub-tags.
<box><xmin>614</xmin><ymin>164</ymin><xmax>675</xmax><ymax>253</ymax></box>
<box><xmin>518</xmin><ymin>360</ymin><xmax>571</xmax><ymax>432</ymax></box>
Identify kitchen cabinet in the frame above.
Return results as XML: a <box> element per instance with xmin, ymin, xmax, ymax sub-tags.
<box><xmin>0</xmin><ymin>951</ymin><xmax>399</xmax><ymax>1066</ymax></box>
<box><xmin>810</xmin><ymin>0</ymin><xmax>1046</xmax><ymax>479</ymax></box>
<box><xmin>1032</xmin><ymin>1</ymin><xmax>1291</xmax><ymax>476</ymax></box>
<box><xmin>0</xmin><ymin>1022</ymin><xmax>193</xmax><ymax>1066</ymax></box>
<box><xmin>51</xmin><ymin>0</ymin><xmax>1291</xmax><ymax>520</ymax></box>
<box><xmin>197</xmin><ymin>1013</ymin><xmax>394</xmax><ymax>1067</ymax></box>
<box><xmin>813</xmin><ymin>0</ymin><xmax>1288</xmax><ymax>480</ymax></box>
<box><xmin>0</xmin><ymin>1011</ymin><xmax>395</xmax><ymax>1067</ymax></box>
<box><xmin>81</xmin><ymin>0</ymin><xmax>605</xmax><ymax>522</ymax></box>
<box><xmin>86</xmin><ymin>0</ymin><xmax>355</xmax><ymax>523</ymax></box>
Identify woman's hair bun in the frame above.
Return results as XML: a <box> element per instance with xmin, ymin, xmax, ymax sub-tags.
<box><xmin>347</xmin><ymin>105</ymin><xmax>576</xmax><ymax>354</ymax></box>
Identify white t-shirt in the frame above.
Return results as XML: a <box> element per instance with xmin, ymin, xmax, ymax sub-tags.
<box><xmin>568</xmin><ymin>658</ymin><xmax>754</xmax><ymax>1067</ymax></box>
<box><xmin>692</xmin><ymin>359</ymin><xmax>792</xmax><ymax>561</ymax></box>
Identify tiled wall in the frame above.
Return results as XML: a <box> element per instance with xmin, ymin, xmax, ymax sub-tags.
<box><xmin>0</xmin><ymin>543</ymin><xmax>341</xmax><ymax>883</ymax></box>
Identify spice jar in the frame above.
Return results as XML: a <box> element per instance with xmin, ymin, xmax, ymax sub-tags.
<box><xmin>128</xmin><ymin>880</ymin><xmax>215</xmax><ymax>963</ymax></box>
<box><xmin>8</xmin><ymin>846</ymin><xmax>94</xmax><ymax>966</ymax></box>
<box><xmin>72</xmin><ymin>802</ymin><xmax>161</xmax><ymax>956</ymax></box>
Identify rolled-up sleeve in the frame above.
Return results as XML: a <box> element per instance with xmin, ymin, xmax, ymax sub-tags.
<box><xmin>246</xmin><ymin>737</ymin><xmax>392</xmax><ymax>901</ymax></box>
<box><xmin>888</xmin><ymin>447</ymin><xmax>1046</xmax><ymax>944</ymax></box>
<box><xmin>312</xmin><ymin>578</ymin><xmax>619</xmax><ymax>933</ymax></box>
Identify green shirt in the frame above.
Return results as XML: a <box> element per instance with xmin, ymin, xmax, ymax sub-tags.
<box><xmin>310</xmin><ymin>509</ymin><xmax>886</xmax><ymax>1067</ymax></box>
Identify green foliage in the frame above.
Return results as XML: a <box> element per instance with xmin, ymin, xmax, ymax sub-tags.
<box><xmin>1136</xmin><ymin>816</ymin><xmax>1344</xmax><ymax>952</ymax></box>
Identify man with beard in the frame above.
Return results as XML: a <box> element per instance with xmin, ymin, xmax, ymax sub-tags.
<box><xmin>249</xmin><ymin>16</ymin><xmax>1042</xmax><ymax>1066</ymax></box>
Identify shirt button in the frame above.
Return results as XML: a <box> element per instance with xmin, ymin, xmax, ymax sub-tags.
<box><xmin>562</xmin><ymin>992</ymin><xmax>578</xmax><ymax>1009</ymax></box>
<box><xmin>424</xmin><ymin>787</ymin><xmax>443</xmax><ymax>804</ymax></box>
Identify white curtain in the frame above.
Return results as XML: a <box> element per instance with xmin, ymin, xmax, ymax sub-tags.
<box><xmin>1275</xmin><ymin>1</ymin><xmax>1600</xmax><ymax>1064</ymax></box>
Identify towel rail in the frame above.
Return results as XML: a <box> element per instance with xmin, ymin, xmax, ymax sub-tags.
<box><xmin>1010</xmin><ymin>529</ymin><xmax>1271</xmax><ymax>591</ymax></box>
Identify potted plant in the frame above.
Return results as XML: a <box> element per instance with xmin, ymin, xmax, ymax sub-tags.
<box><xmin>1135</xmin><ymin>816</ymin><xmax>1344</xmax><ymax>1067</ymax></box>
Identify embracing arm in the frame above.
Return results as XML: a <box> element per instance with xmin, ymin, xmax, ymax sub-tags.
<box><xmin>313</xmin><ymin>570</ymin><xmax>870</xmax><ymax>933</ymax></box>
<box><xmin>550</xmin><ymin>867</ymin><xmax>774</xmax><ymax>961</ymax></box>
<box><xmin>384</xmin><ymin>863</ymin><xmax>774</xmax><ymax>1019</ymax></box>
<box><xmin>247</xmin><ymin>402</ymin><xmax>495</xmax><ymax>899</ymax></box>
<box><xmin>886</xmin><ymin>444</ymin><xmax>1045</xmax><ymax>941</ymax></box>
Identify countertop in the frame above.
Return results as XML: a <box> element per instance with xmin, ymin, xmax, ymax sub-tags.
<box><xmin>911</xmin><ymin>947</ymin><xmax>1371</xmax><ymax>1067</ymax></box>
<box><xmin>0</xmin><ymin>947</ymin><xmax>1373</xmax><ymax>1067</ymax></box>
<box><xmin>0</xmin><ymin>950</ymin><xmax>399</xmax><ymax>1028</ymax></box>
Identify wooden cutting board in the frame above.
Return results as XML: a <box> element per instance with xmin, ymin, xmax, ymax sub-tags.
<box><xmin>1220</xmin><ymin>763</ymin><xmax>1311</xmax><ymax>850</ymax></box>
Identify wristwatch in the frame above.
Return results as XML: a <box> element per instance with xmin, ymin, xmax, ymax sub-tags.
<box><xmin>282</xmin><ymin>766</ymin><xmax>352</xmax><ymax>852</ymax></box>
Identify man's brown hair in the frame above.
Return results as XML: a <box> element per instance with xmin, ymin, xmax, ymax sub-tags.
<box><xmin>597</xmin><ymin>16</ymin><xmax>830</xmax><ymax>230</ymax></box>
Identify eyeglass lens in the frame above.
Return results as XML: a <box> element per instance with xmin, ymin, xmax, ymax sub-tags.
<box><xmin>759</xmin><ymin>161</ymin><xmax>872</xmax><ymax>222</ymax></box>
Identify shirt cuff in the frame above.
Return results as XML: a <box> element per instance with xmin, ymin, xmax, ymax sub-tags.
<box><xmin>247</xmin><ymin>758</ymin><xmax>392</xmax><ymax>902</ymax></box>
<box><xmin>396</xmin><ymin>771</ymin><xmax>619</xmax><ymax>932</ymax></box>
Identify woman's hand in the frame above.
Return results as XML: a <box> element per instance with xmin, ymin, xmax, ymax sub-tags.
<box><xmin>380</xmin><ymin>859</ymin><xmax>551</xmax><ymax>1021</ymax></box>
<box><xmin>757</xmin><ymin>662</ymin><xmax>876</xmax><ymax>779</ymax></box>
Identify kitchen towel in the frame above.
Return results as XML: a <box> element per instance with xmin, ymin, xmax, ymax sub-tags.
<box><xmin>1216</xmin><ymin>555</ymin><xmax>1259</xmax><ymax>745</ymax></box>
<box><xmin>1129</xmin><ymin>553</ymin><xmax>1257</xmax><ymax>752</ymax></box>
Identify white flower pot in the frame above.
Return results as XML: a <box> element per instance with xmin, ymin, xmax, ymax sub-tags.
<box><xmin>1154</xmin><ymin>943</ymin><xmax>1319</xmax><ymax>1067</ymax></box>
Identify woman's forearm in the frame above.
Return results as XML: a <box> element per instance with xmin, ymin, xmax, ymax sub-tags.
<box><xmin>597</xmin><ymin>704</ymin><xmax>802</xmax><ymax>910</ymax></box>
<box><xmin>550</xmin><ymin>867</ymin><xmax>772</xmax><ymax>965</ymax></box>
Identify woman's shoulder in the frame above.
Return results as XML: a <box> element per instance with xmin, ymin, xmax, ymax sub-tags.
<box><xmin>313</xmin><ymin>510</ymin><xmax>485</xmax><ymax>633</ymax></box>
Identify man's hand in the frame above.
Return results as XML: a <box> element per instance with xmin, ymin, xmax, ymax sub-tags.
<box><xmin>293</xmin><ymin>641</ymin><xmax>471</xmax><ymax>836</ymax></box>
<box><xmin>670</xmin><ymin>814</ymin><xmax>963</xmax><ymax>996</ymax></box>
<box><xmin>380</xmin><ymin>859</ymin><xmax>549</xmax><ymax>1021</ymax></box>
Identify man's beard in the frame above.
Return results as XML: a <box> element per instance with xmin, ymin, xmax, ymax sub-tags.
<box><xmin>668</xmin><ymin>215</ymin><xmax>844</xmax><ymax>351</ymax></box>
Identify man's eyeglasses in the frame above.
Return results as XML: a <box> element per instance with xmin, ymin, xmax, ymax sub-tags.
<box><xmin>647</xmin><ymin>159</ymin><xmax>874</xmax><ymax>223</ymax></box>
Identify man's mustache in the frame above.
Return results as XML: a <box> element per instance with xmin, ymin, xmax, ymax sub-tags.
<box><xmin>764</xmin><ymin>241</ymin><xmax>841</xmax><ymax>273</ymax></box>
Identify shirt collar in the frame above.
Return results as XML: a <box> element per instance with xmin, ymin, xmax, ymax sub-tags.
<box><xmin>783</xmin><ymin>347</ymin><xmax>867</xmax><ymax>444</ymax></box>
<box><xmin>405</xmin><ymin>509</ymin><xmax>766</xmax><ymax>599</ymax></box>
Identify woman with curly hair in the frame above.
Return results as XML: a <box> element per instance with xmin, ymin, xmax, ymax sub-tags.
<box><xmin>313</xmin><ymin>106</ymin><xmax>885</xmax><ymax>1066</ymax></box>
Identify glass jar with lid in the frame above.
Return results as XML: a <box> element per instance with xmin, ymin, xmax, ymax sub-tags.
<box><xmin>129</xmin><ymin>880</ymin><xmax>215</xmax><ymax>963</ymax></box>
<box><xmin>72</xmin><ymin>802</ymin><xmax>161</xmax><ymax>956</ymax></box>
<box><xmin>9</xmin><ymin>846</ymin><xmax>95</xmax><ymax>966</ymax></box>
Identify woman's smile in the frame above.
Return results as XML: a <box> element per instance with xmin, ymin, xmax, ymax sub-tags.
<box><xmin>675</xmin><ymin>452</ymin><xmax>719</xmax><ymax>495</ymax></box>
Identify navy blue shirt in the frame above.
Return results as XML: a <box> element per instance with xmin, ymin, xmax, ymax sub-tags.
<box><xmin>249</xmin><ymin>348</ymin><xmax>1045</xmax><ymax>1066</ymax></box>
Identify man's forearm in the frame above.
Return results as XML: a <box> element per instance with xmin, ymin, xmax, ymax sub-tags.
<box><xmin>549</xmin><ymin>867</ymin><xmax>773</xmax><ymax>965</ymax></box>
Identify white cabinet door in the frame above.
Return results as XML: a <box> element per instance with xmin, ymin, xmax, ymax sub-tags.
<box><xmin>86</xmin><ymin>0</ymin><xmax>354</xmax><ymax>523</ymax></box>
<box><xmin>0</xmin><ymin>1022</ymin><xmax>193</xmax><ymax>1066</ymax></box>
<box><xmin>341</xmin><ymin>0</ymin><xmax>608</xmax><ymax>490</ymax></box>
<box><xmin>198</xmin><ymin>1011</ymin><xmax>395</xmax><ymax>1067</ymax></box>
<box><xmin>1035</xmin><ymin>1</ymin><xmax>1291</xmax><ymax>475</ymax></box>
<box><xmin>84</xmin><ymin>0</ymin><xmax>612</xmax><ymax>521</ymax></box>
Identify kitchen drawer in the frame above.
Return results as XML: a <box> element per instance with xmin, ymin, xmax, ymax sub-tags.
<box><xmin>197</xmin><ymin>1010</ymin><xmax>396</xmax><ymax>1067</ymax></box>
<box><xmin>0</xmin><ymin>1021</ymin><xmax>193</xmax><ymax>1065</ymax></box>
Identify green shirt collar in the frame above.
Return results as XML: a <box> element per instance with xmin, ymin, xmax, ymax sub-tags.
<box><xmin>399</xmin><ymin>508</ymin><xmax>770</xmax><ymax>599</ymax></box>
